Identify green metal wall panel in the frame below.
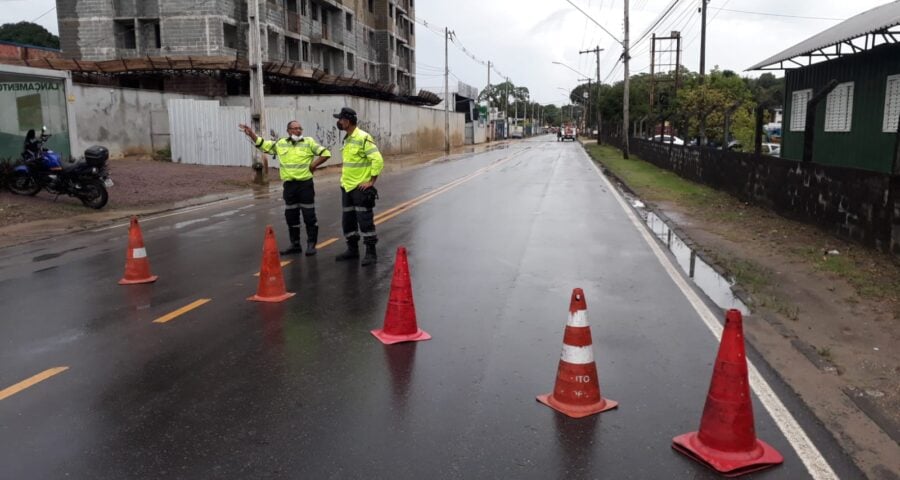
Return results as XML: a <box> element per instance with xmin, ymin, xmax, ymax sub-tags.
<box><xmin>782</xmin><ymin>43</ymin><xmax>900</xmax><ymax>173</ymax></box>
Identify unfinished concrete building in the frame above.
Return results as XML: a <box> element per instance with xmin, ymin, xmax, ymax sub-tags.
<box><xmin>56</xmin><ymin>0</ymin><xmax>417</xmax><ymax>95</ymax></box>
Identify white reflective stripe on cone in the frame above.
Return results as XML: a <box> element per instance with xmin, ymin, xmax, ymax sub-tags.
<box><xmin>560</xmin><ymin>344</ymin><xmax>594</xmax><ymax>364</ymax></box>
<box><xmin>567</xmin><ymin>310</ymin><xmax>589</xmax><ymax>327</ymax></box>
<box><xmin>132</xmin><ymin>248</ymin><xmax>148</xmax><ymax>259</ymax></box>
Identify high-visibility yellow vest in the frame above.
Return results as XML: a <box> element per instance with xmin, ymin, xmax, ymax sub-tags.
<box><xmin>255</xmin><ymin>137</ymin><xmax>331</xmax><ymax>181</ymax></box>
<box><xmin>340</xmin><ymin>127</ymin><xmax>384</xmax><ymax>191</ymax></box>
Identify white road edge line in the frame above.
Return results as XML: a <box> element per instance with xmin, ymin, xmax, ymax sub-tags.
<box><xmin>582</xmin><ymin>149</ymin><xmax>838</xmax><ymax>480</ymax></box>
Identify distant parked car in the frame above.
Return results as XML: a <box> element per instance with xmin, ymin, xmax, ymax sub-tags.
<box><xmin>725</xmin><ymin>140</ymin><xmax>743</xmax><ymax>151</ymax></box>
<box><xmin>761</xmin><ymin>143</ymin><xmax>781</xmax><ymax>157</ymax></box>
<box><xmin>648</xmin><ymin>135</ymin><xmax>684</xmax><ymax>145</ymax></box>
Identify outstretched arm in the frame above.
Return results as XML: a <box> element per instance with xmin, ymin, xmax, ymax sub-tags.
<box><xmin>239</xmin><ymin>124</ymin><xmax>277</xmax><ymax>154</ymax></box>
<box><xmin>238</xmin><ymin>124</ymin><xmax>258</xmax><ymax>142</ymax></box>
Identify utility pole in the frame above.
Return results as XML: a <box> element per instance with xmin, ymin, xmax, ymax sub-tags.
<box><xmin>579</xmin><ymin>78</ymin><xmax>592</xmax><ymax>138</ymax></box>
<box><xmin>699</xmin><ymin>0</ymin><xmax>708</xmax><ymax>146</ymax></box>
<box><xmin>248</xmin><ymin>0</ymin><xmax>267</xmax><ymax>184</ymax></box>
<box><xmin>579</xmin><ymin>46</ymin><xmax>605</xmax><ymax>144</ymax></box>
<box><xmin>487</xmin><ymin>60</ymin><xmax>492</xmax><ymax>142</ymax></box>
<box><xmin>444</xmin><ymin>27</ymin><xmax>451</xmax><ymax>154</ymax></box>
<box><xmin>514</xmin><ymin>92</ymin><xmax>519</xmax><ymax>129</ymax></box>
<box><xmin>623</xmin><ymin>0</ymin><xmax>630</xmax><ymax>159</ymax></box>
<box><xmin>505</xmin><ymin>77</ymin><xmax>510</xmax><ymax>138</ymax></box>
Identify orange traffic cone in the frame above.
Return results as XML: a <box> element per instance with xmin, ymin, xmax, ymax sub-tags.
<box><xmin>537</xmin><ymin>288</ymin><xmax>617</xmax><ymax>418</ymax></box>
<box><xmin>371</xmin><ymin>247</ymin><xmax>431</xmax><ymax>344</ymax></box>
<box><xmin>672</xmin><ymin>309</ymin><xmax>783</xmax><ymax>477</ymax></box>
<box><xmin>118</xmin><ymin>216</ymin><xmax>158</xmax><ymax>285</ymax></box>
<box><xmin>248</xmin><ymin>226</ymin><xmax>295</xmax><ymax>303</ymax></box>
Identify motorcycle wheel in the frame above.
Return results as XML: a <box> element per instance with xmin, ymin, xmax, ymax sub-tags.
<box><xmin>9</xmin><ymin>172</ymin><xmax>41</xmax><ymax>196</ymax></box>
<box><xmin>77</xmin><ymin>178</ymin><xmax>109</xmax><ymax>209</ymax></box>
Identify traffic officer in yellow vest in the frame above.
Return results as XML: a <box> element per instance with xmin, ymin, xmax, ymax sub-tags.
<box><xmin>239</xmin><ymin>120</ymin><xmax>331</xmax><ymax>256</ymax></box>
<box><xmin>333</xmin><ymin>107</ymin><xmax>384</xmax><ymax>266</ymax></box>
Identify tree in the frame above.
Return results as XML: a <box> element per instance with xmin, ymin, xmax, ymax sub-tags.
<box><xmin>0</xmin><ymin>22</ymin><xmax>60</xmax><ymax>49</ymax></box>
<box><xmin>541</xmin><ymin>104</ymin><xmax>561</xmax><ymax>126</ymax></box>
<box><xmin>679</xmin><ymin>68</ymin><xmax>755</xmax><ymax>146</ymax></box>
<box><xmin>478</xmin><ymin>81</ymin><xmax>530</xmax><ymax>119</ymax></box>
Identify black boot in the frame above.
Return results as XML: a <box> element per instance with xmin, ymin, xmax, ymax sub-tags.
<box><xmin>280</xmin><ymin>242</ymin><xmax>302</xmax><ymax>255</ymax></box>
<box><xmin>305</xmin><ymin>226</ymin><xmax>319</xmax><ymax>256</ymax></box>
<box><xmin>361</xmin><ymin>243</ymin><xmax>377</xmax><ymax>266</ymax></box>
<box><xmin>335</xmin><ymin>240</ymin><xmax>360</xmax><ymax>261</ymax></box>
<box><xmin>281</xmin><ymin>225</ymin><xmax>302</xmax><ymax>255</ymax></box>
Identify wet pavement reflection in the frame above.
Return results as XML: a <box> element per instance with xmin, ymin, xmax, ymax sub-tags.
<box><xmin>0</xmin><ymin>138</ymin><xmax>856</xmax><ymax>479</ymax></box>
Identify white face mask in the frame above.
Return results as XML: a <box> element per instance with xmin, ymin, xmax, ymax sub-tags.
<box><xmin>290</xmin><ymin>134</ymin><xmax>302</xmax><ymax>142</ymax></box>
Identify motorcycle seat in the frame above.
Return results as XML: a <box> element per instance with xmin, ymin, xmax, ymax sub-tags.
<box><xmin>63</xmin><ymin>161</ymin><xmax>91</xmax><ymax>174</ymax></box>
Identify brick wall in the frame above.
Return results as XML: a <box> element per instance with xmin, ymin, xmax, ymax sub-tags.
<box><xmin>0</xmin><ymin>44</ymin><xmax>61</xmax><ymax>62</ymax></box>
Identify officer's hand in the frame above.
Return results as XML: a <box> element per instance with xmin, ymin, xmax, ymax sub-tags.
<box><xmin>358</xmin><ymin>181</ymin><xmax>374</xmax><ymax>190</ymax></box>
<box><xmin>309</xmin><ymin>165</ymin><xmax>317</xmax><ymax>174</ymax></box>
<box><xmin>238</xmin><ymin>124</ymin><xmax>253</xmax><ymax>136</ymax></box>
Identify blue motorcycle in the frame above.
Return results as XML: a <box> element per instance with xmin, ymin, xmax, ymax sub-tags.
<box><xmin>9</xmin><ymin>127</ymin><xmax>112</xmax><ymax>209</ymax></box>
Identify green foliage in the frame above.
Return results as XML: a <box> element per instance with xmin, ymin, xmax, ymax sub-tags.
<box><xmin>154</xmin><ymin>147</ymin><xmax>172</xmax><ymax>162</ymax></box>
<box><xmin>541</xmin><ymin>104</ymin><xmax>561</xmax><ymax>126</ymax></box>
<box><xmin>478</xmin><ymin>81</ymin><xmax>529</xmax><ymax>119</ymax></box>
<box><xmin>0</xmin><ymin>21</ymin><xmax>60</xmax><ymax>49</ymax></box>
<box><xmin>673</xmin><ymin>68</ymin><xmax>756</xmax><ymax>146</ymax></box>
<box><xmin>745</xmin><ymin>72</ymin><xmax>785</xmax><ymax>107</ymax></box>
<box><xmin>584</xmin><ymin>144</ymin><xmax>720</xmax><ymax>207</ymax></box>
<box><xmin>588</xmin><ymin>65</ymin><xmax>782</xmax><ymax>146</ymax></box>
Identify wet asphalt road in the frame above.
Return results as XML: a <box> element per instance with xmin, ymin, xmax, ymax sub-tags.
<box><xmin>0</xmin><ymin>136</ymin><xmax>861</xmax><ymax>479</ymax></box>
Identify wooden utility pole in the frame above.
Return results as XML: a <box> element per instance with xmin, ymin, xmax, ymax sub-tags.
<box><xmin>444</xmin><ymin>27</ymin><xmax>451</xmax><ymax>154</ymax></box>
<box><xmin>248</xmin><ymin>0</ymin><xmax>267</xmax><ymax>184</ymax></box>
<box><xmin>623</xmin><ymin>0</ymin><xmax>630</xmax><ymax>159</ymax></box>
<box><xmin>579</xmin><ymin>46</ymin><xmax>605</xmax><ymax>144</ymax></box>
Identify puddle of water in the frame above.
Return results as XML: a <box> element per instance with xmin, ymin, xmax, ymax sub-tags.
<box><xmin>633</xmin><ymin>200</ymin><xmax>750</xmax><ymax>315</ymax></box>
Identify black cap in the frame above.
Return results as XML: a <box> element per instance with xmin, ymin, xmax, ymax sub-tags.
<box><xmin>333</xmin><ymin>107</ymin><xmax>357</xmax><ymax>121</ymax></box>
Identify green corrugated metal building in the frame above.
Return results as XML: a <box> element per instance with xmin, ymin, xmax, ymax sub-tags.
<box><xmin>748</xmin><ymin>2</ymin><xmax>900</xmax><ymax>173</ymax></box>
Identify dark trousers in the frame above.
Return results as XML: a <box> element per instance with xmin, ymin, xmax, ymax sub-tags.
<box><xmin>341</xmin><ymin>187</ymin><xmax>377</xmax><ymax>245</ymax></box>
<box><xmin>283</xmin><ymin>179</ymin><xmax>317</xmax><ymax>245</ymax></box>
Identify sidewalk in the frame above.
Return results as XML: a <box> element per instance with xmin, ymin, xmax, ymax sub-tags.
<box><xmin>581</xmin><ymin>140</ymin><xmax>900</xmax><ymax>479</ymax></box>
<box><xmin>0</xmin><ymin>141</ymin><xmax>513</xmax><ymax>249</ymax></box>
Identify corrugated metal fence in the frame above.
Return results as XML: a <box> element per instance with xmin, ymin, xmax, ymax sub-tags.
<box><xmin>169</xmin><ymin>99</ymin><xmax>343</xmax><ymax>168</ymax></box>
<box><xmin>169</xmin><ymin>99</ymin><xmax>255</xmax><ymax>167</ymax></box>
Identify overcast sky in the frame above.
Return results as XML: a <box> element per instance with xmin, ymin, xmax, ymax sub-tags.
<box><xmin>2</xmin><ymin>0</ymin><xmax>891</xmax><ymax>105</ymax></box>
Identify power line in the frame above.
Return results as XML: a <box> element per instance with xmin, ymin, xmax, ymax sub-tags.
<box><xmin>564</xmin><ymin>0</ymin><xmax>623</xmax><ymax>45</ymax></box>
<box><xmin>633</xmin><ymin>0</ymin><xmax>684</xmax><ymax>49</ymax></box>
<box><xmin>710</xmin><ymin>7</ymin><xmax>846</xmax><ymax>21</ymax></box>
<box><xmin>31</xmin><ymin>6</ymin><xmax>56</xmax><ymax>23</ymax></box>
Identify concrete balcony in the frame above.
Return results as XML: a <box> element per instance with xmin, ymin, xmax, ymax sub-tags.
<box><xmin>310</xmin><ymin>33</ymin><xmax>344</xmax><ymax>51</ymax></box>
<box><xmin>317</xmin><ymin>0</ymin><xmax>343</xmax><ymax>10</ymax></box>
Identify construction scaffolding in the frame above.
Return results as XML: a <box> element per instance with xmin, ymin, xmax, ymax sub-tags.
<box><xmin>649</xmin><ymin>31</ymin><xmax>682</xmax><ymax>117</ymax></box>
